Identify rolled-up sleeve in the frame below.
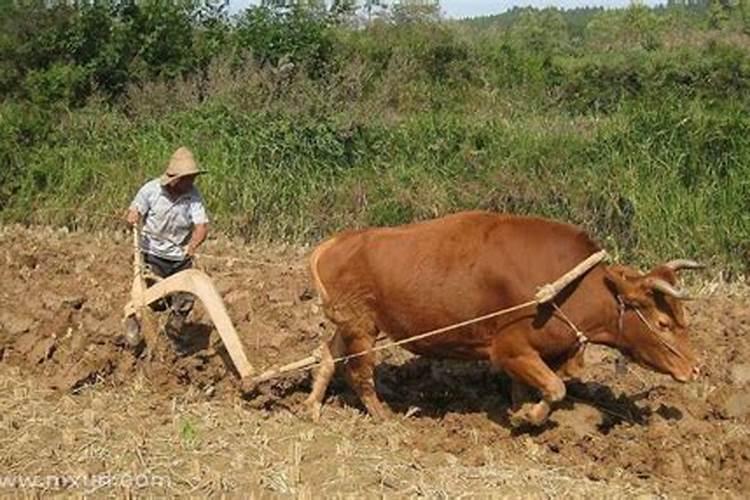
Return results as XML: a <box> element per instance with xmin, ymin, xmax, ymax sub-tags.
<box><xmin>190</xmin><ymin>195</ymin><xmax>209</xmax><ymax>225</ymax></box>
<box><xmin>130</xmin><ymin>183</ymin><xmax>152</xmax><ymax>215</ymax></box>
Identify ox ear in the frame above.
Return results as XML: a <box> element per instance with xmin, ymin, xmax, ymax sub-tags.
<box><xmin>604</xmin><ymin>266</ymin><xmax>650</xmax><ymax>306</ymax></box>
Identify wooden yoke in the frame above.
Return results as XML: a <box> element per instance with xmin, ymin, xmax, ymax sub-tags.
<box><xmin>534</xmin><ymin>250</ymin><xmax>608</xmax><ymax>304</ymax></box>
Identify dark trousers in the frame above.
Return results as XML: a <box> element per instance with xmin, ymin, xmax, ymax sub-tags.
<box><xmin>142</xmin><ymin>253</ymin><xmax>194</xmax><ymax>317</ymax></box>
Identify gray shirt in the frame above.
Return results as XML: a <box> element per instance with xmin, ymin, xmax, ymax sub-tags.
<box><xmin>129</xmin><ymin>178</ymin><xmax>209</xmax><ymax>261</ymax></box>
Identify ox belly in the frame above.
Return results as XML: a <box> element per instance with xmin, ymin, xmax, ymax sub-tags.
<box><xmin>373</xmin><ymin>304</ymin><xmax>499</xmax><ymax>361</ymax></box>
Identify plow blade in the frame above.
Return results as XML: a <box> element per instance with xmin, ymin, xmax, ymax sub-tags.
<box><xmin>124</xmin><ymin>269</ymin><xmax>254</xmax><ymax>380</ymax></box>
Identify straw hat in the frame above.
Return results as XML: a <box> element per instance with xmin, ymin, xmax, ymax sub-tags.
<box><xmin>160</xmin><ymin>147</ymin><xmax>205</xmax><ymax>186</ymax></box>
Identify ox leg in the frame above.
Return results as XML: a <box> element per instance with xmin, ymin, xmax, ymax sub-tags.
<box><xmin>494</xmin><ymin>351</ymin><xmax>566</xmax><ymax>427</ymax></box>
<box><xmin>340</xmin><ymin>320</ymin><xmax>389</xmax><ymax>421</ymax></box>
<box><xmin>510</xmin><ymin>379</ymin><xmax>535</xmax><ymax>412</ymax></box>
<box><xmin>305</xmin><ymin>330</ymin><xmax>345</xmax><ymax>422</ymax></box>
<box><xmin>553</xmin><ymin>345</ymin><xmax>586</xmax><ymax>380</ymax></box>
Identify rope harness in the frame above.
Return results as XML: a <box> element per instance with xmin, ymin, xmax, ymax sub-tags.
<box><xmin>132</xmin><ymin>220</ymin><xmax>598</xmax><ymax>366</ymax></box>
<box><xmin>251</xmin><ymin>251</ymin><xmax>607</xmax><ymax>384</ymax></box>
<box><xmin>616</xmin><ymin>295</ymin><xmax>689</xmax><ymax>363</ymax></box>
<box><xmin>551</xmin><ymin>302</ymin><xmax>589</xmax><ymax>345</ymax></box>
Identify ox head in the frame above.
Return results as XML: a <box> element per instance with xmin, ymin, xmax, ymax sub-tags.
<box><xmin>604</xmin><ymin>259</ymin><xmax>703</xmax><ymax>382</ymax></box>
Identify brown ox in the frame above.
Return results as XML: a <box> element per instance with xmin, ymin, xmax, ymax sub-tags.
<box><xmin>305</xmin><ymin>211</ymin><xmax>702</xmax><ymax>426</ymax></box>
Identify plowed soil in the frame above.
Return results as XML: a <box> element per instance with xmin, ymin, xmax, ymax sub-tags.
<box><xmin>1</xmin><ymin>225</ymin><xmax>748</xmax><ymax>496</ymax></box>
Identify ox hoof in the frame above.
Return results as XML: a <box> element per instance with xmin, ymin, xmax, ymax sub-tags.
<box><xmin>365</xmin><ymin>403</ymin><xmax>393</xmax><ymax>422</ymax></box>
<box><xmin>509</xmin><ymin>402</ymin><xmax>550</xmax><ymax>428</ymax></box>
<box><xmin>305</xmin><ymin>398</ymin><xmax>323</xmax><ymax>423</ymax></box>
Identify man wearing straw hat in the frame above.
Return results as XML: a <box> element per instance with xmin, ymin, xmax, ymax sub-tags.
<box><xmin>124</xmin><ymin>146</ymin><xmax>210</xmax><ymax>347</ymax></box>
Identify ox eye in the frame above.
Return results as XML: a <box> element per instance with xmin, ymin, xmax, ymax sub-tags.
<box><xmin>657</xmin><ymin>317</ymin><xmax>672</xmax><ymax>330</ymax></box>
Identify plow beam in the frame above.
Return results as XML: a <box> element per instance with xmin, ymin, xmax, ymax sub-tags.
<box><xmin>124</xmin><ymin>269</ymin><xmax>254</xmax><ymax>379</ymax></box>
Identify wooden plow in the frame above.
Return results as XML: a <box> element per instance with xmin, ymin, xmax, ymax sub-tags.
<box><xmin>122</xmin><ymin>227</ymin><xmax>254</xmax><ymax>380</ymax></box>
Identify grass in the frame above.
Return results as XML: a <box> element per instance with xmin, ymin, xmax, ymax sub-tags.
<box><xmin>1</xmin><ymin>23</ymin><xmax>749</xmax><ymax>275</ymax></box>
<box><xmin>0</xmin><ymin>361</ymin><xmax>715</xmax><ymax>497</ymax></box>
<box><xmin>3</xmin><ymin>99</ymin><xmax>747</xmax><ymax>274</ymax></box>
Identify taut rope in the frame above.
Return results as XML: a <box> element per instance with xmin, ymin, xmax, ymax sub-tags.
<box><xmin>251</xmin><ymin>250</ymin><xmax>608</xmax><ymax>385</ymax></box>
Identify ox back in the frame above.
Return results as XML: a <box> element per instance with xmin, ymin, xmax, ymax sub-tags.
<box><xmin>312</xmin><ymin>211</ymin><xmax>603</xmax><ymax>361</ymax></box>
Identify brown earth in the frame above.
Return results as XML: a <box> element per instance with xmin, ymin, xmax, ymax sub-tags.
<box><xmin>0</xmin><ymin>224</ymin><xmax>749</xmax><ymax>496</ymax></box>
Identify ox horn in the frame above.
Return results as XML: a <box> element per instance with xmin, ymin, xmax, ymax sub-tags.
<box><xmin>665</xmin><ymin>259</ymin><xmax>704</xmax><ymax>272</ymax></box>
<box><xmin>647</xmin><ymin>278</ymin><xmax>694</xmax><ymax>300</ymax></box>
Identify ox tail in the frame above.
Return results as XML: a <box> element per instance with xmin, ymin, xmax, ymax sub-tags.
<box><xmin>309</xmin><ymin>236</ymin><xmax>338</xmax><ymax>304</ymax></box>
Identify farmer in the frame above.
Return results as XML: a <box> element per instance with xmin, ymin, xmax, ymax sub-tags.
<box><xmin>124</xmin><ymin>146</ymin><xmax>209</xmax><ymax>347</ymax></box>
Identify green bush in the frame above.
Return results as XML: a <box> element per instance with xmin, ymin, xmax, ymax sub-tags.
<box><xmin>233</xmin><ymin>5</ymin><xmax>335</xmax><ymax>77</ymax></box>
<box><xmin>24</xmin><ymin>63</ymin><xmax>90</xmax><ymax>106</ymax></box>
<box><xmin>1</xmin><ymin>1</ymin><xmax>750</xmax><ymax>275</ymax></box>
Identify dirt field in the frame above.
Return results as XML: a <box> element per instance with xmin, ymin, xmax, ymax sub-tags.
<box><xmin>0</xmin><ymin>224</ymin><xmax>748</xmax><ymax>497</ymax></box>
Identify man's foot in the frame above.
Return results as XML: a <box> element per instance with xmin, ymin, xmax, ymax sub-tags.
<box><xmin>123</xmin><ymin>315</ymin><xmax>144</xmax><ymax>348</ymax></box>
<box><xmin>164</xmin><ymin>311</ymin><xmax>193</xmax><ymax>355</ymax></box>
<box><xmin>165</xmin><ymin>311</ymin><xmax>186</xmax><ymax>338</ymax></box>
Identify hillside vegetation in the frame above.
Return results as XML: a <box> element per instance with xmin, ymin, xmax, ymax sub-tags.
<box><xmin>1</xmin><ymin>0</ymin><xmax>749</xmax><ymax>273</ymax></box>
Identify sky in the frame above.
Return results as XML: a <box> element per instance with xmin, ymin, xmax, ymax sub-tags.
<box><xmin>230</xmin><ymin>1</ymin><xmax>664</xmax><ymax>19</ymax></box>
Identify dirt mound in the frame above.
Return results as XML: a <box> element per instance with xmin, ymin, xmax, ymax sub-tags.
<box><xmin>1</xmin><ymin>224</ymin><xmax>749</xmax><ymax>496</ymax></box>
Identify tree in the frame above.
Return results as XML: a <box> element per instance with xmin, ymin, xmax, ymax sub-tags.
<box><xmin>364</xmin><ymin>0</ymin><xmax>389</xmax><ymax>22</ymax></box>
<box><xmin>708</xmin><ymin>0</ymin><xmax>730</xmax><ymax>27</ymax></box>
<box><xmin>391</xmin><ymin>0</ymin><xmax>440</xmax><ymax>24</ymax></box>
<box><xmin>509</xmin><ymin>8</ymin><xmax>570</xmax><ymax>54</ymax></box>
<box><xmin>741</xmin><ymin>0</ymin><xmax>750</xmax><ymax>32</ymax></box>
<box><xmin>329</xmin><ymin>0</ymin><xmax>358</xmax><ymax>25</ymax></box>
<box><xmin>234</xmin><ymin>2</ymin><xmax>335</xmax><ymax>76</ymax></box>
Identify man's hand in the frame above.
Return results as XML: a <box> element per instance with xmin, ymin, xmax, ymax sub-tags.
<box><xmin>125</xmin><ymin>209</ymin><xmax>141</xmax><ymax>227</ymax></box>
<box><xmin>184</xmin><ymin>223</ymin><xmax>208</xmax><ymax>258</ymax></box>
<box><xmin>184</xmin><ymin>242</ymin><xmax>197</xmax><ymax>258</ymax></box>
<box><xmin>185</xmin><ymin>224</ymin><xmax>208</xmax><ymax>257</ymax></box>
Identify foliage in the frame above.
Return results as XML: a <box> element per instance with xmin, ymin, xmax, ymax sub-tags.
<box><xmin>233</xmin><ymin>4</ymin><xmax>335</xmax><ymax>75</ymax></box>
<box><xmin>1</xmin><ymin>0</ymin><xmax>749</xmax><ymax>274</ymax></box>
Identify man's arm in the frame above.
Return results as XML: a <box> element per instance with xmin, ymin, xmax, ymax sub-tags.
<box><xmin>185</xmin><ymin>223</ymin><xmax>208</xmax><ymax>257</ymax></box>
<box><xmin>186</xmin><ymin>191</ymin><xmax>209</xmax><ymax>257</ymax></box>
<box><xmin>126</xmin><ymin>182</ymin><xmax>151</xmax><ymax>226</ymax></box>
